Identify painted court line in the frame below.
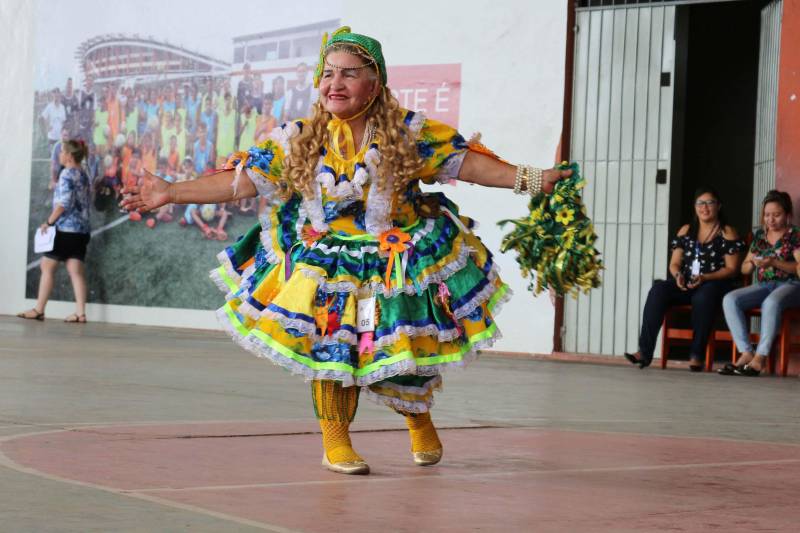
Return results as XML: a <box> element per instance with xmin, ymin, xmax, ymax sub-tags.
<box><xmin>528</xmin><ymin>424</ymin><xmax>800</xmax><ymax>450</ymax></box>
<box><xmin>0</xmin><ymin>435</ymin><xmax>299</xmax><ymax>533</ymax></box>
<box><xmin>2</xmin><ymin>425</ymin><xmax>799</xmax><ymax>529</ymax></box>
<box><xmin>488</xmin><ymin>415</ymin><xmax>800</xmax><ymax>426</ymax></box>
<box><xmin>26</xmin><ymin>215</ymin><xmax>129</xmax><ymax>271</ymax></box>
<box><xmin>128</xmin><ymin>457</ymin><xmax>800</xmax><ymax>493</ymax></box>
<box><xmin>4</xmin><ymin>416</ymin><xmax>800</xmax><ymax>431</ymax></box>
<box><xmin>3</xmin><ymin>419</ymin><xmax>800</xmax><ymax>447</ymax></box>
<box><xmin>0</xmin><ymin>418</ymin><xmax>313</xmax><ymax>430</ymax></box>
<box><xmin>491</xmin><ymin>418</ymin><xmax>800</xmax><ymax>433</ymax></box>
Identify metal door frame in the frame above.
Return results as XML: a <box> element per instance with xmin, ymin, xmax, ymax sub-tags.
<box><xmin>553</xmin><ymin>0</ymin><xmax>682</xmax><ymax>358</ymax></box>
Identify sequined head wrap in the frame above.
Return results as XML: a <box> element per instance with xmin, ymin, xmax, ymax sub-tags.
<box><xmin>313</xmin><ymin>26</ymin><xmax>387</xmax><ymax>88</ymax></box>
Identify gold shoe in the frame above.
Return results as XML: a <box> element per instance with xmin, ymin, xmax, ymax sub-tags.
<box><xmin>413</xmin><ymin>448</ymin><xmax>443</xmax><ymax>466</ymax></box>
<box><xmin>321</xmin><ymin>453</ymin><xmax>370</xmax><ymax>475</ymax></box>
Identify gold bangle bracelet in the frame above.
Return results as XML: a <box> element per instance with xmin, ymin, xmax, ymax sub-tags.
<box><xmin>514</xmin><ymin>164</ymin><xmax>544</xmax><ymax>196</ymax></box>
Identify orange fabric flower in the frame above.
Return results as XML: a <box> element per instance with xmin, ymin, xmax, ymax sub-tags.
<box><xmin>378</xmin><ymin>228</ymin><xmax>411</xmax><ymax>288</ymax></box>
<box><xmin>378</xmin><ymin>228</ymin><xmax>411</xmax><ymax>253</ymax></box>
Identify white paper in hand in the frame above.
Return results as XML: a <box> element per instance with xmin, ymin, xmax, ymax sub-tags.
<box><xmin>34</xmin><ymin>227</ymin><xmax>56</xmax><ymax>253</ymax></box>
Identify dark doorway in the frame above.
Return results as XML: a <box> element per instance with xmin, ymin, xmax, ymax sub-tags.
<box><xmin>669</xmin><ymin>1</ymin><xmax>762</xmax><ymax>239</ymax></box>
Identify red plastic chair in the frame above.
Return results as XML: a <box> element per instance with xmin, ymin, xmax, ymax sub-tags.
<box><xmin>660</xmin><ymin>306</ymin><xmax>732</xmax><ymax>372</ymax></box>
<box><xmin>731</xmin><ymin>307</ymin><xmax>800</xmax><ymax>376</ymax></box>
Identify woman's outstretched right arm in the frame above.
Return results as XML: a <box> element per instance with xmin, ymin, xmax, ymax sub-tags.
<box><xmin>120</xmin><ymin>169</ymin><xmax>257</xmax><ymax>213</ymax></box>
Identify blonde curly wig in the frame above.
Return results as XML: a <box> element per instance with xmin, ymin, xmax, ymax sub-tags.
<box><xmin>284</xmin><ymin>43</ymin><xmax>424</xmax><ymax>199</ymax></box>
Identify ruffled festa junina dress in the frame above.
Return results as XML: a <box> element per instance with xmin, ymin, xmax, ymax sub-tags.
<box><xmin>211</xmin><ymin>109</ymin><xmax>511</xmax><ymax>413</ymax></box>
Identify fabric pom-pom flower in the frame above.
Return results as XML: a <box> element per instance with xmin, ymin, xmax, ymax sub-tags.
<box><xmin>499</xmin><ymin>162</ymin><xmax>603</xmax><ymax>297</ymax></box>
<box><xmin>555</xmin><ymin>207</ymin><xmax>575</xmax><ymax>226</ymax></box>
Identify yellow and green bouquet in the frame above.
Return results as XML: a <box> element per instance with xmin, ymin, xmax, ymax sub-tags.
<box><xmin>499</xmin><ymin>162</ymin><xmax>603</xmax><ymax>297</ymax></box>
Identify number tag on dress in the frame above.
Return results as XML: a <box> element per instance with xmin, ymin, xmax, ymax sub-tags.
<box><xmin>691</xmin><ymin>259</ymin><xmax>701</xmax><ymax>277</ymax></box>
<box><xmin>357</xmin><ymin>297</ymin><xmax>376</xmax><ymax>333</ymax></box>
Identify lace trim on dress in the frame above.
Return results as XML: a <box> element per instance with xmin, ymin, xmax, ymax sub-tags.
<box><xmin>298</xmin><ymin>242</ymin><xmax>475</xmax><ymax>298</ymax></box>
<box><xmin>363</xmin><ymin>148</ymin><xmax>393</xmax><ymax>235</ymax></box>
<box><xmin>216</xmin><ymin>301</ymin><xmax>502</xmax><ymax>392</ymax></box>
<box><xmin>210</xmin><ymin>265</ymin><xmax>236</xmax><ymax>300</ymax></box>
<box><xmin>217</xmin><ymin>307</ymin><xmax>359</xmax><ymax>386</ymax></box>
<box><xmin>373</xmin><ymin>273</ymin><xmax>512</xmax><ymax>349</ymax></box>
<box><xmin>245</xmin><ymin>167</ymin><xmax>279</xmax><ymax>198</ymax></box>
<box><xmin>213</xmin><ymin>250</ymin><xmax>242</xmax><ymax>285</ymax></box>
<box><xmin>407</xmin><ymin>111</ymin><xmax>426</xmax><ymax>136</ymax></box>
<box><xmin>231</xmin><ymin>300</ymin><xmax>359</xmax><ymax>346</ymax></box>
<box><xmin>253</xmin><ymin>213</ymin><xmax>282</xmax><ymax>266</ymax></box>
<box><xmin>452</xmin><ymin>267</ymin><xmax>502</xmax><ymax>319</ymax></box>
<box><xmin>267</xmin><ymin>121</ymin><xmax>300</xmax><ymax>153</ymax></box>
<box><xmin>306</xmin><ymin>218</ymin><xmax>435</xmax><ymax>259</ymax></box>
<box><xmin>355</xmin><ymin>330</ymin><xmax>495</xmax><ymax>388</ymax></box>
<box><xmin>302</xmin><ymin>180</ymin><xmax>329</xmax><ymax>232</ymax></box>
<box><xmin>432</xmin><ymin>151</ymin><xmax>467</xmax><ymax>183</ymax></box>
<box><xmin>362</xmin><ymin>375</ymin><xmax>443</xmax><ymax>413</ymax></box>
<box><xmin>294</xmin><ymin>111</ymin><xmax>430</xmax><ymax>238</ymax></box>
<box><xmin>374</xmin><ymin>324</ymin><xmax>461</xmax><ymax>350</ymax></box>
<box><xmin>315</xmin><ymin>147</ymin><xmax>379</xmax><ymax>200</ymax></box>
<box><xmin>312</xmin><ymin>241</ymin><xmax>381</xmax><ymax>256</ymax></box>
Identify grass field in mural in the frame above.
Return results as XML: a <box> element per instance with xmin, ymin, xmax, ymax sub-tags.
<box><xmin>25</xmin><ymin>136</ymin><xmax>257</xmax><ymax>310</ymax></box>
<box><xmin>26</xmin><ymin>2</ymin><xmax>346</xmax><ymax>310</ymax></box>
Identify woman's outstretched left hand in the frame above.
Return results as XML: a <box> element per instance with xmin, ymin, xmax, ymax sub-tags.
<box><xmin>542</xmin><ymin>168</ymin><xmax>572</xmax><ymax>194</ymax></box>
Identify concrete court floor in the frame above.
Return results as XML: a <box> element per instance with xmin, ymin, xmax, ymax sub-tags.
<box><xmin>1</xmin><ymin>315</ymin><xmax>800</xmax><ymax>532</ymax></box>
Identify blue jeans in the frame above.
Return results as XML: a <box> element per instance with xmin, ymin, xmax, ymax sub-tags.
<box><xmin>722</xmin><ymin>281</ymin><xmax>800</xmax><ymax>356</ymax></box>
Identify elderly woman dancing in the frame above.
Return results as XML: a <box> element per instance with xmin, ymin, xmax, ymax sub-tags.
<box><xmin>122</xmin><ymin>26</ymin><xmax>569</xmax><ymax>475</ymax></box>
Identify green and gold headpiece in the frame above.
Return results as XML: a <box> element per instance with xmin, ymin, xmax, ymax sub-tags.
<box><xmin>313</xmin><ymin>26</ymin><xmax>387</xmax><ymax>88</ymax></box>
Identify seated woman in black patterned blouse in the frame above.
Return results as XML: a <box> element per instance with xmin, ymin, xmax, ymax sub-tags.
<box><xmin>625</xmin><ymin>187</ymin><xmax>744</xmax><ymax>371</ymax></box>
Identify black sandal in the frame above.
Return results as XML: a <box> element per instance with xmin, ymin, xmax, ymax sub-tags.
<box><xmin>689</xmin><ymin>360</ymin><xmax>704</xmax><ymax>373</ymax></box>
<box><xmin>734</xmin><ymin>364</ymin><xmax>761</xmax><ymax>377</ymax></box>
<box><xmin>624</xmin><ymin>352</ymin><xmax>648</xmax><ymax>369</ymax></box>
<box><xmin>717</xmin><ymin>362</ymin><xmax>743</xmax><ymax>376</ymax></box>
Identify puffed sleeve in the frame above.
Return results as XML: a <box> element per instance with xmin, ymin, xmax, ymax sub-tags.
<box><xmin>53</xmin><ymin>168</ymin><xmax>76</xmax><ymax>212</ymax></box>
<box><xmin>670</xmin><ymin>235</ymin><xmax>688</xmax><ymax>250</ymax></box>
<box><xmin>225</xmin><ymin>121</ymin><xmax>301</xmax><ymax>196</ymax></box>
<box><xmin>790</xmin><ymin>226</ymin><xmax>800</xmax><ymax>250</ymax></box>
<box><xmin>724</xmin><ymin>238</ymin><xmax>746</xmax><ymax>255</ymax></box>
<box><xmin>413</xmin><ymin>115</ymin><xmax>469</xmax><ymax>184</ymax></box>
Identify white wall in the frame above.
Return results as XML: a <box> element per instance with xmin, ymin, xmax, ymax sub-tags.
<box><xmin>1</xmin><ymin>0</ymin><xmax>568</xmax><ymax>354</ymax></box>
<box><xmin>352</xmin><ymin>1</ymin><xmax>569</xmax><ymax>353</ymax></box>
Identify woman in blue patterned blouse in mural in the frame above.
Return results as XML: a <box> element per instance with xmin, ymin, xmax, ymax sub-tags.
<box><xmin>18</xmin><ymin>140</ymin><xmax>91</xmax><ymax>323</ymax></box>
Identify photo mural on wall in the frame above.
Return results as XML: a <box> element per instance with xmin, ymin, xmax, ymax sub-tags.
<box><xmin>27</xmin><ymin>0</ymin><xmax>461</xmax><ymax>309</ymax></box>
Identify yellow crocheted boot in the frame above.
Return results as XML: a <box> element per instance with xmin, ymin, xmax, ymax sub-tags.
<box><xmin>403</xmin><ymin>411</ymin><xmax>443</xmax><ymax>466</ymax></box>
<box><xmin>312</xmin><ymin>380</ymin><xmax>369</xmax><ymax>475</ymax></box>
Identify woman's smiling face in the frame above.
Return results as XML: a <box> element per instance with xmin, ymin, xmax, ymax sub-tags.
<box><xmin>694</xmin><ymin>192</ymin><xmax>720</xmax><ymax>224</ymax></box>
<box><xmin>318</xmin><ymin>50</ymin><xmax>379</xmax><ymax>119</ymax></box>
